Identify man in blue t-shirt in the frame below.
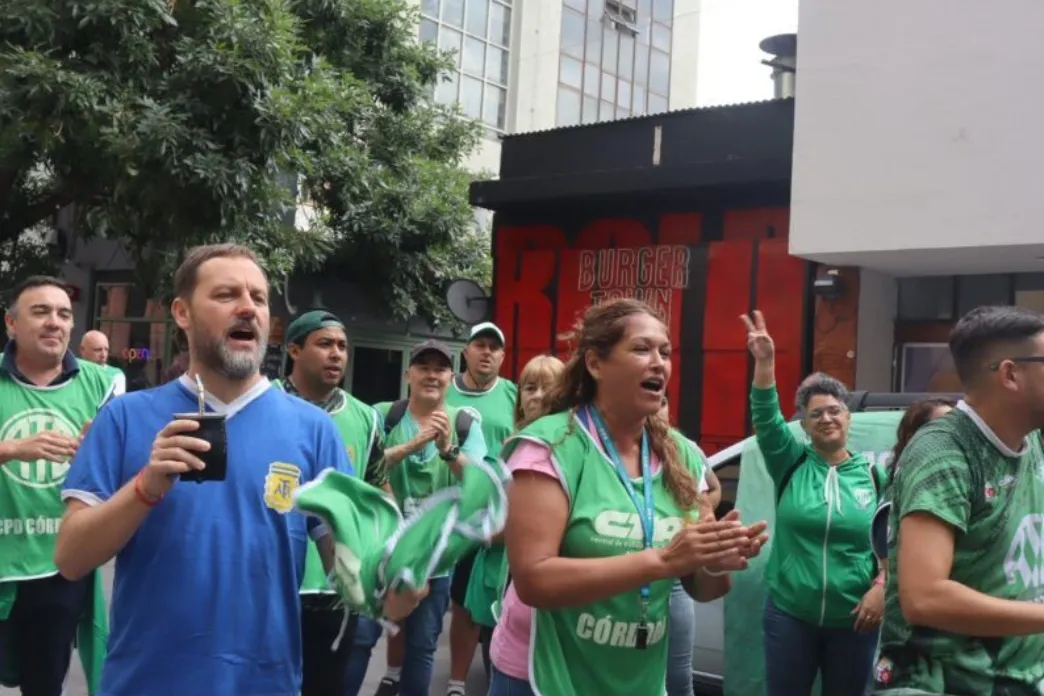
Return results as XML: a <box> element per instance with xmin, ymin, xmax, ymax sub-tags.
<box><xmin>54</xmin><ymin>244</ymin><xmax>425</xmax><ymax>696</ymax></box>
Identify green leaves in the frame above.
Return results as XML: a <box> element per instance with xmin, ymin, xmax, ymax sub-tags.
<box><xmin>0</xmin><ymin>0</ymin><xmax>488</xmax><ymax>326</ymax></box>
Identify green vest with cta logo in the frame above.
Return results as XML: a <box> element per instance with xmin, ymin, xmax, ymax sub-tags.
<box><xmin>0</xmin><ymin>360</ymin><xmax>115</xmax><ymax>582</ymax></box>
<box><xmin>504</xmin><ymin>411</ymin><xmax>702</xmax><ymax>696</ymax></box>
<box><xmin>273</xmin><ymin>380</ymin><xmax>380</xmax><ymax>594</ymax></box>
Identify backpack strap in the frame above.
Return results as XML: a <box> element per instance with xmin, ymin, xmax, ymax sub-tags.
<box><xmin>453</xmin><ymin>409</ymin><xmax>475</xmax><ymax>447</ymax></box>
<box><xmin>383</xmin><ymin>399</ymin><xmax>409</xmax><ymax>437</ymax></box>
<box><xmin>776</xmin><ymin>451</ymin><xmax>809</xmax><ymax>504</ymax></box>
<box><xmin>870</xmin><ymin>461</ymin><xmax>885</xmax><ymax>500</ymax></box>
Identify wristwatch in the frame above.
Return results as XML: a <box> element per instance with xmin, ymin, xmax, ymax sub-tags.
<box><xmin>439</xmin><ymin>445</ymin><xmax>461</xmax><ymax>462</ymax></box>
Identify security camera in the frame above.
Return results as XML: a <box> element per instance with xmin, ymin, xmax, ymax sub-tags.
<box><xmin>812</xmin><ymin>268</ymin><xmax>844</xmax><ymax>300</ymax></box>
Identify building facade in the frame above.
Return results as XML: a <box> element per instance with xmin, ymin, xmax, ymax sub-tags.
<box><xmin>470</xmin><ymin>99</ymin><xmax>830</xmax><ymax>454</ymax></box>
<box><xmin>419</xmin><ymin>0</ymin><xmax>701</xmax><ymax>173</ymax></box>
<box><xmin>789</xmin><ymin>0</ymin><xmax>1044</xmax><ymax>393</ymax></box>
<box><xmin>52</xmin><ymin>0</ymin><xmax>703</xmax><ymax>400</ymax></box>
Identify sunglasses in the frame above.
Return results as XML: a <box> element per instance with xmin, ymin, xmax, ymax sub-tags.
<box><xmin>988</xmin><ymin>356</ymin><xmax>1044</xmax><ymax>371</ymax></box>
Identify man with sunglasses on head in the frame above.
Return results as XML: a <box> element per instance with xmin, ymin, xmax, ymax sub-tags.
<box><xmin>874</xmin><ymin>305</ymin><xmax>1044</xmax><ymax>696</ymax></box>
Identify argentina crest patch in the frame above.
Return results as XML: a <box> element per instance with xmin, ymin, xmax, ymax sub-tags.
<box><xmin>264</xmin><ymin>462</ymin><xmax>301</xmax><ymax>513</ymax></box>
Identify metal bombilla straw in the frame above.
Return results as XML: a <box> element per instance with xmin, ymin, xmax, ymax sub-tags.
<box><xmin>195</xmin><ymin>374</ymin><xmax>206</xmax><ymax>415</ymax></box>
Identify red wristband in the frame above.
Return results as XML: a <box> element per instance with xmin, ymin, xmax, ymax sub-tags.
<box><xmin>873</xmin><ymin>575</ymin><xmax>885</xmax><ymax>587</ymax></box>
<box><xmin>133</xmin><ymin>470</ymin><xmax>162</xmax><ymax>508</ymax></box>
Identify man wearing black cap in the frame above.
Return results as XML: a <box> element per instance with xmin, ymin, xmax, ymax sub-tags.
<box><xmin>443</xmin><ymin>322</ymin><xmax>517</xmax><ymax>695</ymax></box>
<box><xmin>273</xmin><ymin>310</ymin><xmax>389</xmax><ymax>696</ymax></box>
<box><xmin>344</xmin><ymin>339</ymin><xmax>488</xmax><ymax>696</ymax></box>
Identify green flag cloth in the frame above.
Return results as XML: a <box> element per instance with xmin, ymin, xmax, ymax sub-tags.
<box><xmin>464</xmin><ymin>544</ymin><xmax>506</xmax><ymax>628</ymax></box>
<box><xmin>293</xmin><ymin>455</ymin><xmax>510</xmax><ymax>621</ymax></box>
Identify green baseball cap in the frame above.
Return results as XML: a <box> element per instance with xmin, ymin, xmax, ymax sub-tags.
<box><xmin>285</xmin><ymin>310</ymin><xmax>345</xmax><ymax>346</ymax></box>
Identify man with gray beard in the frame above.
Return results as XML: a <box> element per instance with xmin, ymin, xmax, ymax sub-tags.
<box><xmin>54</xmin><ymin>244</ymin><xmax>426</xmax><ymax>695</ymax></box>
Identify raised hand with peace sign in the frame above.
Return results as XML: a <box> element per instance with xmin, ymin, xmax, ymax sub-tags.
<box><xmin>740</xmin><ymin>310</ymin><xmax>775</xmax><ymax>362</ymax></box>
<box><xmin>740</xmin><ymin>310</ymin><xmax>777</xmax><ymax>389</ymax></box>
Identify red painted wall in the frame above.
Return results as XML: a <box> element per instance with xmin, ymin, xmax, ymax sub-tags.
<box><xmin>493</xmin><ymin>207</ymin><xmax>807</xmax><ymax>453</ymax></box>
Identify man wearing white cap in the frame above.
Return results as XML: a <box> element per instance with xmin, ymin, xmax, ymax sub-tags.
<box><xmin>443</xmin><ymin>322</ymin><xmax>516</xmax><ymax>696</ymax></box>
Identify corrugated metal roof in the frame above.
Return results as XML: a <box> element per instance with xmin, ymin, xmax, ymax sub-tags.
<box><xmin>502</xmin><ymin>96</ymin><xmax>795</xmax><ymax>140</ymax></box>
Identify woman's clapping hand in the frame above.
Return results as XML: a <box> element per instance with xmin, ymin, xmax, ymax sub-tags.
<box><xmin>660</xmin><ymin>509</ymin><xmax>769</xmax><ymax>576</ymax></box>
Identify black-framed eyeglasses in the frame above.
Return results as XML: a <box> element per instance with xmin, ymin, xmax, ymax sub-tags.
<box><xmin>988</xmin><ymin>356</ymin><xmax>1044</xmax><ymax>371</ymax></box>
<box><xmin>806</xmin><ymin>405</ymin><xmax>847</xmax><ymax>421</ymax></box>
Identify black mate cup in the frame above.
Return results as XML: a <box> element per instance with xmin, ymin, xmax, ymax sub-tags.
<box><xmin>173</xmin><ymin>413</ymin><xmax>228</xmax><ymax>483</ymax></box>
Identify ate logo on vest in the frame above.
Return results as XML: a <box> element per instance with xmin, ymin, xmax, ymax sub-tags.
<box><xmin>592</xmin><ymin>510</ymin><xmax>682</xmax><ymax>547</ymax></box>
<box><xmin>853</xmin><ymin>488</ymin><xmax>874</xmax><ymax>509</ymax></box>
<box><xmin>0</xmin><ymin>408</ymin><xmax>78</xmax><ymax>489</ymax></box>
<box><xmin>1004</xmin><ymin>513</ymin><xmax>1044</xmax><ymax>595</ymax></box>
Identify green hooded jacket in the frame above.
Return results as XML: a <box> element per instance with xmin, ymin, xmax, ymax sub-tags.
<box><xmin>753</xmin><ymin>385</ymin><xmax>885</xmax><ymax>628</ymax></box>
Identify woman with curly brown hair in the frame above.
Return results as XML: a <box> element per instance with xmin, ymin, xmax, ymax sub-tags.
<box><xmin>490</xmin><ymin>298</ymin><xmax>767</xmax><ymax>696</ymax></box>
<box><xmin>869</xmin><ymin>397</ymin><xmax>956</xmax><ymax>558</ymax></box>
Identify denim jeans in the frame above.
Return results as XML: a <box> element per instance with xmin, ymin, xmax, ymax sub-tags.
<box><xmin>763</xmin><ymin>596</ymin><xmax>878</xmax><ymax>696</ymax></box>
<box><xmin>666</xmin><ymin>580</ymin><xmax>696</xmax><ymax>696</ymax></box>
<box><xmin>342</xmin><ymin>575</ymin><xmax>452</xmax><ymax>696</ymax></box>
<box><xmin>343</xmin><ymin>613</ymin><xmax>384</xmax><ymax>696</ymax></box>
<box><xmin>488</xmin><ymin>665</ymin><xmax>535</xmax><ymax>696</ymax></box>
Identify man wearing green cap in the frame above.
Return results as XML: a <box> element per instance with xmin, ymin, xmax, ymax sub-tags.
<box><xmin>442</xmin><ymin>322</ymin><xmax>516</xmax><ymax>695</ymax></box>
<box><xmin>274</xmin><ymin>309</ymin><xmax>388</xmax><ymax>696</ymax></box>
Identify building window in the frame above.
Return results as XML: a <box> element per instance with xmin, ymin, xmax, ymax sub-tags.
<box><xmin>956</xmin><ymin>274</ymin><xmax>1012</xmax><ymax>316</ymax></box>
<box><xmin>1015</xmin><ymin>273</ymin><xmax>1044</xmax><ymax>312</ymax></box>
<box><xmin>421</xmin><ymin>0</ymin><xmax>512</xmax><ymax>132</ymax></box>
<box><xmin>93</xmin><ymin>278</ymin><xmax>176</xmax><ymax>391</ymax></box>
<box><xmin>898</xmin><ymin>343</ymin><xmax>960</xmax><ymax>393</ymax></box>
<box><xmin>556</xmin><ymin>0</ymin><xmax>672</xmax><ymax>127</ymax></box>
<box><xmin>897</xmin><ymin>277</ymin><xmax>955</xmax><ymax>321</ymax></box>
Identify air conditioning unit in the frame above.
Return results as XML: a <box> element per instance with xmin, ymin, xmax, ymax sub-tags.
<box><xmin>604</xmin><ymin>0</ymin><xmax>639</xmax><ymax>36</ymax></box>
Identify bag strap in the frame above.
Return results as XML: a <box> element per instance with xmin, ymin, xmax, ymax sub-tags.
<box><xmin>383</xmin><ymin>399</ymin><xmax>409</xmax><ymax>437</ymax></box>
<box><xmin>453</xmin><ymin>409</ymin><xmax>475</xmax><ymax>447</ymax></box>
<box><xmin>870</xmin><ymin>462</ymin><xmax>884</xmax><ymax>500</ymax></box>
<box><xmin>776</xmin><ymin>451</ymin><xmax>809</xmax><ymax>504</ymax></box>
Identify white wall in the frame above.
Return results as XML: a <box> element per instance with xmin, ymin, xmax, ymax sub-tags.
<box><xmin>464</xmin><ymin>137</ymin><xmax>503</xmax><ymax>176</ymax></box>
<box><xmin>790</xmin><ymin>0</ymin><xmax>1044</xmax><ymax>275</ymax></box>
<box><xmin>462</xmin><ymin>0</ymin><xmax>565</xmax><ymax>174</ymax></box>
<box><xmin>854</xmin><ymin>269</ymin><xmax>896</xmax><ymax>392</ymax></box>
<box><xmin>669</xmin><ymin>0</ymin><xmax>701</xmax><ymax>110</ymax></box>
<box><xmin>510</xmin><ymin>0</ymin><xmax>563</xmax><ymax>136</ymax></box>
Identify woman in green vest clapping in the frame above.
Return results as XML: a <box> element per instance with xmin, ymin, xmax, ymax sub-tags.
<box><xmin>496</xmin><ymin>298</ymin><xmax>768</xmax><ymax>696</ymax></box>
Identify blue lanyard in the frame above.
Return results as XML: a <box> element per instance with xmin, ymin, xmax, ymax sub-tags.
<box><xmin>583</xmin><ymin>406</ymin><xmax>654</xmax><ymax>610</ymax></box>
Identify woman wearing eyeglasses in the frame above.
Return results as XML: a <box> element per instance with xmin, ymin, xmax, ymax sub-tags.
<box><xmin>742</xmin><ymin>311</ymin><xmax>886</xmax><ymax>696</ymax></box>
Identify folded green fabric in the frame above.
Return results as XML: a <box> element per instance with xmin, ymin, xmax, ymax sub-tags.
<box><xmin>0</xmin><ymin>582</ymin><xmax>13</xmax><ymax>622</ymax></box>
<box><xmin>293</xmin><ymin>470</ymin><xmax>402</xmax><ymax>617</ymax></box>
<box><xmin>464</xmin><ymin>543</ymin><xmax>507</xmax><ymax>628</ymax></box>
<box><xmin>293</xmin><ymin>456</ymin><xmax>510</xmax><ymax>620</ymax></box>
